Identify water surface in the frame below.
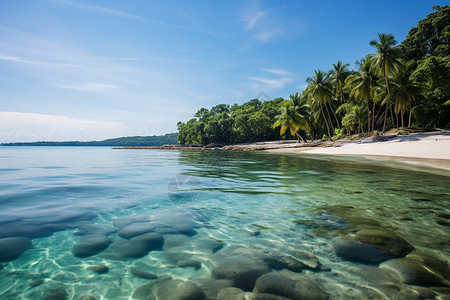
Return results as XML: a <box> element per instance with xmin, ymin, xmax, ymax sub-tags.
<box><xmin>0</xmin><ymin>147</ymin><xmax>449</xmax><ymax>299</ymax></box>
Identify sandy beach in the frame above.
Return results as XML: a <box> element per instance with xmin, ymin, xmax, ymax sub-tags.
<box><xmin>266</xmin><ymin>131</ymin><xmax>450</xmax><ymax>173</ymax></box>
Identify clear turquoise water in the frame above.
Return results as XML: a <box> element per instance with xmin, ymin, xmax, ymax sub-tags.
<box><xmin>0</xmin><ymin>147</ymin><xmax>449</xmax><ymax>299</ymax></box>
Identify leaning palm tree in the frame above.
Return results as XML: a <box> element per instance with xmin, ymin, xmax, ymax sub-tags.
<box><xmin>368</xmin><ymin>33</ymin><xmax>402</xmax><ymax>133</ymax></box>
<box><xmin>330</xmin><ymin>60</ymin><xmax>350</xmax><ymax>104</ymax></box>
<box><xmin>304</xmin><ymin>70</ymin><xmax>335</xmax><ymax>137</ymax></box>
<box><xmin>345</xmin><ymin>59</ymin><xmax>379</xmax><ymax>133</ymax></box>
<box><xmin>273</xmin><ymin>96</ymin><xmax>310</xmax><ymax>143</ymax></box>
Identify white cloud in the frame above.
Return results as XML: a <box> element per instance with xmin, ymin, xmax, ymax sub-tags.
<box><xmin>0</xmin><ymin>112</ymin><xmax>128</xmax><ymax>142</ymax></box>
<box><xmin>260</xmin><ymin>68</ymin><xmax>291</xmax><ymax>76</ymax></box>
<box><xmin>254</xmin><ymin>29</ymin><xmax>283</xmax><ymax>42</ymax></box>
<box><xmin>248</xmin><ymin>76</ymin><xmax>293</xmax><ymax>90</ymax></box>
<box><xmin>243</xmin><ymin>10</ymin><xmax>267</xmax><ymax>30</ymax></box>
<box><xmin>56</xmin><ymin>82</ymin><xmax>117</xmax><ymax>91</ymax></box>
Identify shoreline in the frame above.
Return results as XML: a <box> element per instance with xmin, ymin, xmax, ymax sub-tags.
<box><xmin>118</xmin><ymin>131</ymin><xmax>450</xmax><ymax>173</ymax></box>
<box><xmin>265</xmin><ymin>131</ymin><xmax>450</xmax><ymax>173</ymax></box>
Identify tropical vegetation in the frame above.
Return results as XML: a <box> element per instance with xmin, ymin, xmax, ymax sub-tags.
<box><xmin>177</xmin><ymin>6</ymin><xmax>449</xmax><ymax>145</ymax></box>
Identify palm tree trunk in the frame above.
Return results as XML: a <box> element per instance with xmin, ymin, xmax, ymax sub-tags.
<box><xmin>372</xmin><ymin>102</ymin><xmax>376</xmax><ymax>134</ymax></box>
<box><xmin>408</xmin><ymin>111</ymin><xmax>412</xmax><ymax>127</ymax></box>
<box><xmin>396</xmin><ymin>111</ymin><xmax>399</xmax><ymax>129</ymax></box>
<box><xmin>401</xmin><ymin>109</ymin><xmax>404</xmax><ymax>128</ymax></box>
<box><xmin>340</xmin><ymin>87</ymin><xmax>346</xmax><ymax>104</ymax></box>
<box><xmin>328</xmin><ymin>103</ymin><xmax>341</xmax><ymax>129</ymax></box>
<box><xmin>382</xmin><ymin>71</ymin><xmax>391</xmax><ymax>133</ymax></box>
<box><xmin>367</xmin><ymin>103</ymin><xmax>371</xmax><ymax>134</ymax></box>
<box><xmin>321</xmin><ymin>107</ymin><xmax>332</xmax><ymax>138</ymax></box>
<box><xmin>295</xmin><ymin>132</ymin><xmax>305</xmax><ymax>143</ymax></box>
<box><xmin>324</xmin><ymin>103</ymin><xmax>335</xmax><ymax>135</ymax></box>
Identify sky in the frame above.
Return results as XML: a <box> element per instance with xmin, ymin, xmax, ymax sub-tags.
<box><xmin>0</xmin><ymin>0</ymin><xmax>447</xmax><ymax>142</ymax></box>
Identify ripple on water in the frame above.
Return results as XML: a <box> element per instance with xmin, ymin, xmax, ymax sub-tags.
<box><xmin>0</xmin><ymin>148</ymin><xmax>449</xmax><ymax>299</ymax></box>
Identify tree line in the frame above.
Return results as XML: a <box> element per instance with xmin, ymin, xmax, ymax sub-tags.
<box><xmin>2</xmin><ymin>133</ymin><xmax>178</xmax><ymax>147</ymax></box>
<box><xmin>177</xmin><ymin>6</ymin><xmax>449</xmax><ymax>145</ymax></box>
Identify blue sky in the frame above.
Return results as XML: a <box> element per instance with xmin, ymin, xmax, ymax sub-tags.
<box><xmin>0</xmin><ymin>0</ymin><xmax>446</xmax><ymax>142</ymax></box>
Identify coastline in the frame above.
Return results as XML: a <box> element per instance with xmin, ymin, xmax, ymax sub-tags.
<box><xmin>117</xmin><ymin>131</ymin><xmax>450</xmax><ymax>173</ymax></box>
<box><xmin>265</xmin><ymin>131</ymin><xmax>450</xmax><ymax>173</ymax></box>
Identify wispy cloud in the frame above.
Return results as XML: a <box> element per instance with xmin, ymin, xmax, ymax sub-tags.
<box><xmin>248</xmin><ymin>76</ymin><xmax>293</xmax><ymax>90</ymax></box>
<box><xmin>254</xmin><ymin>29</ymin><xmax>283</xmax><ymax>42</ymax></box>
<box><xmin>56</xmin><ymin>82</ymin><xmax>117</xmax><ymax>91</ymax></box>
<box><xmin>46</xmin><ymin>0</ymin><xmax>223</xmax><ymax>35</ymax></box>
<box><xmin>243</xmin><ymin>10</ymin><xmax>267</xmax><ymax>30</ymax></box>
<box><xmin>260</xmin><ymin>68</ymin><xmax>291</xmax><ymax>76</ymax></box>
<box><xmin>0</xmin><ymin>111</ymin><xmax>127</xmax><ymax>142</ymax></box>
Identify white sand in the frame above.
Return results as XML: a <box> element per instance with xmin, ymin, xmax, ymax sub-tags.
<box><xmin>267</xmin><ymin>131</ymin><xmax>450</xmax><ymax>172</ymax></box>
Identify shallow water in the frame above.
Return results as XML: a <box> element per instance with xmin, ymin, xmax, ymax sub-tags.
<box><xmin>0</xmin><ymin>147</ymin><xmax>449</xmax><ymax>299</ymax></box>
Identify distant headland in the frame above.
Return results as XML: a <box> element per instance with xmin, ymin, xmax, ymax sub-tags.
<box><xmin>1</xmin><ymin>133</ymin><xmax>178</xmax><ymax>147</ymax></box>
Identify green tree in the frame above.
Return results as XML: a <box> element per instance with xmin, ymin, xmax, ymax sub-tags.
<box><xmin>304</xmin><ymin>70</ymin><xmax>336</xmax><ymax>137</ymax></box>
<box><xmin>390</xmin><ymin>64</ymin><xmax>425</xmax><ymax>127</ymax></box>
<box><xmin>273</xmin><ymin>93</ymin><xmax>310</xmax><ymax>142</ymax></box>
<box><xmin>330</xmin><ymin>60</ymin><xmax>350</xmax><ymax>104</ymax></box>
<box><xmin>369</xmin><ymin>33</ymin><xmax>403</xmax><ymax>132</ymax></box>
<box><xmin>345</xmin><ymin>59</ymin><xmax>379</xmax><ymax>133</ymax></box>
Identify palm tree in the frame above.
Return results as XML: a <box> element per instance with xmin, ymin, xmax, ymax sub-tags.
<box><xmin>345</xmin><ymin>59</ymin><xmax>379</xmax><ymax>133</ymax></box>
<box><xmin>391</xmin><ymin>64</ymin><xmax>425</xmax><ymax>128</ymax></box>
<box><xmin>304</xmin><ymin>70</ymin><xmax>336</xmax><ymax>137</ymax></box>
<box><xmin>368</xmin><ymin>33</ymin><xmax>402</xmax><ymax>133</ymax></box>
<box><xmin>273</xmin><ymin>95</ymin><xmax>310</xmax><ymax>142</ymax></box>
<box><xmin>330</xmin><ymin>60</ymin><xmax>350</xmax><ymax>104</ymax></box>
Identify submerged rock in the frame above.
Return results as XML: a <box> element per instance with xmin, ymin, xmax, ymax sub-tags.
<box><xmin>254</xmin><ymin>272</ymin><xmax>329</xmax><ymax>300</ymax></box>
<box><xmin>72</xmin><ymin>235</ymin><xmax>112</xmax><ymax>258</ymax></box>
<box><xmin>333</xmin><ymin>228</ymin><xmax>414</xmax><ymax>264</ymax></box>
<box><xmin>293</xmin><ymin>250</ymin><xmax>321</xmax><ymax>271</ymax></box>
<box><xmin>132</xmin><ymin>277</ymin><xmax>205</xmax><ymax>300</ymax></box>
<box><xmin>177</xmin><ymin>259</ymin><xmax>201</xmax><ymax>270</ymax></box>
<box><xmin>216</xmin><ymin>287</ymin><xmax>291</xmax><ymax>300</ymax></box>
<box><xmin>0</xmin><ymin>237</ymin><xmax>32</xmax><ymax>262</ymax></box>
<box><xmin>43</xmin><ymin>283</ymin><xmax>68</xmax><ymax>300</ymax></box>
<box><xmin>380</xmin><ymin>252</ymin><xmax>450</xmax><ymax>287</ymax></box>
<box><xmin>130</xmin><ymin>267</ymin><xmax>158</xmax><ymax>280</ymax></box>
<box><xmin>113</xmin><ymin>209</ymin><xmax>204</xmax><ymax>240</ymax></box>
<box><xmin>212</xmin><ymin>254</ymin><xmax>270</xmax><ymax>291</ymax></box>
<box><xmin>105</xmin><ymin>232</ymin><xmax>163</xmax><ymax>259</ymax></box>
<box><xmin>195</xmin><ymin>278</ymin><xmax>233</xmax><ymax>300</ymax></box>
<box><xmin>87</xmin><ymin>265</ymin><xmax>109</xmax><ymax>274</ymax></box>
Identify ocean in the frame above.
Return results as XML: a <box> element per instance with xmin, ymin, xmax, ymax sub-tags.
<box><xmin>0</xmin><ymin>147</ymin><xmax>449</xmax><ymax>299</ymax></box>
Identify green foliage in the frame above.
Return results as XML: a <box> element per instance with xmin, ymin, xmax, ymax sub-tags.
<box><xmin>273</xmin><ymin>93</ymin><xmax>311</xmax><ymax>142</ymax></box>
<box><xmin>177</xmin><ymin>99</ymin><xmax>283</xmax><ymax>145</ymax></box>
<box><xmin>402</xmin><ymin>6</ymin><xmax>450</xmax><ymax>60</ymax></box>
<box><xmin>402</xmin><ymin>6</ymin><xmax>450</xmax><ymax>127</ymax></box>
<box><xmin>331</xmin><ymin>128</ymin><xmax>346</xmax><ymax>141</ymax></box>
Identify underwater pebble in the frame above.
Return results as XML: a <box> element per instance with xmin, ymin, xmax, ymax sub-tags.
<box><xmin>29</xmin><ymin>278</ymin><xmax>44</xmax><ymax>287</ymax></box>
<box><xmin>130</xmin><ymin>267</ymin><xmax>158</xmax><ymax>279</ymax></box>
<box><xmin>87</xmin><ymin>265</ymin><xmax>109</xmax><ymax>274</ymax></box>
<box><xmin>177</xmin><ymin>259</ymin><xmax>201</xmax><ymax>270</ymax></box>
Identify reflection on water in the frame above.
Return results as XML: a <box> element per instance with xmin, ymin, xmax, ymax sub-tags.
<box><xmin>0</xmin><ymin>147</ymin><xmax>449</xmax><ymax>299</ymax></box>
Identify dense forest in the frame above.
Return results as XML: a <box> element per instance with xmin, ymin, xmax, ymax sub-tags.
<box><xmin>177</xmin><ymin>6</ymin><xmax>450</xmax><ymax>145</ymax></box>
<box><xmin>1</xmin><ymin>133</ymin><xmax>178</xmax><ymax>147</ymax></box>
